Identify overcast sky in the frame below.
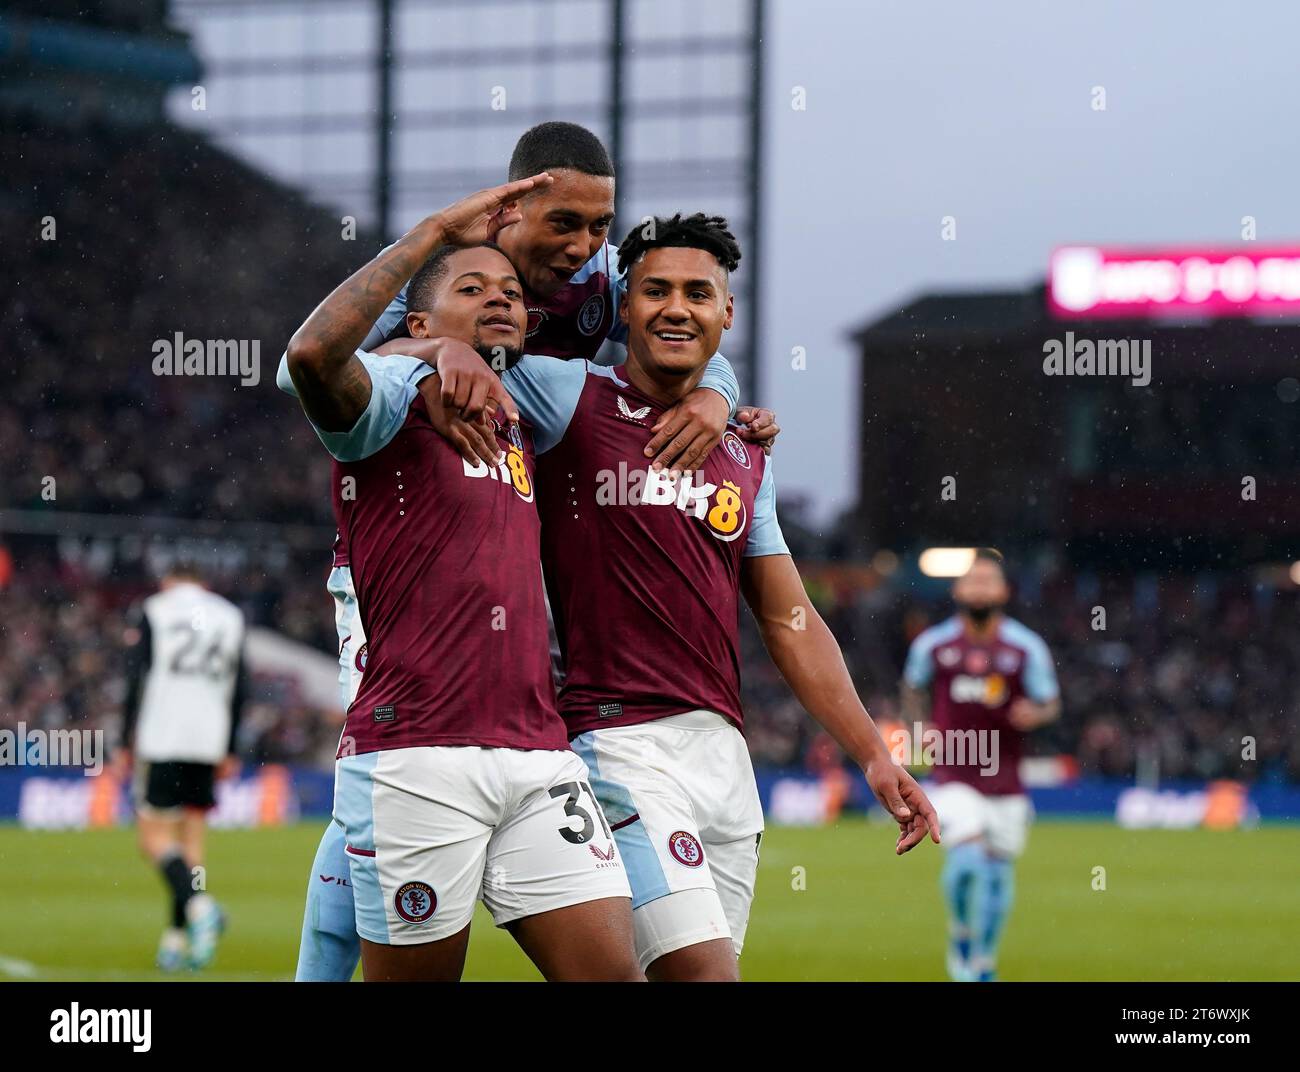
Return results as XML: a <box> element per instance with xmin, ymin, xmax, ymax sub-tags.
<box><xmin>763</xmin><ymin>0</ymin><xmax>1300</xmax><ymax>523</ymax></box>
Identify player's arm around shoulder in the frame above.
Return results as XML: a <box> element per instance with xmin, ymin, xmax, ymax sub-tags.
<box><xmin>603</xmin><ymin>238</ymin><xmax>630</xmax><ymax>348</ymax></box>
<box><xmin>360</xmin><ymin>336</ymin><xmax>512</xmax><ymax>469</ymax></box>
<box><xmin>501</xmin><ymin>354</ymin><xmax>588</xmax><ymax>454</ymax></box>
<box><xmin>278</xmin><ymin>343</ymin><xmax>446</xmax><ymax>458</ymax></box>
<box><xmin>641</xmin><ymin>353</ymin><xmax>780</xmax><ymax>474</ymax></box>
<box><xmin>367</xmin><ymin>338</ymin><xmax>589</xmax><ymax>466</ymax></box>
<box><xmin>284</xmin><ymin>349</ymin><xmax>435</xmax><ymax>463</ymax></box>
<box><xmin>284</xmin><ymin>171</ymin><xmax>552</xmax><ymax>436</ymax></box>
<box><xmin>740</xmin><ymin>546</ymin><xmax>941</xmax><ymax>854</ymax></box>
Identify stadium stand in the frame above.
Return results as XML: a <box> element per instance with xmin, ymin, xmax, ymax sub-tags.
<box><xmin>2</xmin><ymin>100</ymin><xmax>1296</xmax><ymax>786</ymax></box>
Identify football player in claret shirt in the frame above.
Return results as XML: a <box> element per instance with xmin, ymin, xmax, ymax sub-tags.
<box><xmin>362</xmin><ymin>120</ymin><xmax>779</xmax><ymax>470</ymax></box>
<box><xmin>282</xmin><ymin>175</ymin><xmax>644</xmax><ymax>982</ymax></box>
<box><xmin>288</xmin><ymin>121</ymin><xmax>773</xmax><ymax>982</ymax></box>
<box><xmin>901</xmin><ymin>549</ymin><xmax>1060</xmax><ymax>982</ymax></box>
<box><xmin>403</xmin><ymin>213</ymin><xmax>942</xmax><ymax>980</ymax></box>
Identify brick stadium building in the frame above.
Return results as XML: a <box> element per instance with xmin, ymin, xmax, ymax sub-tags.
<box><xmin>851</xmin><ymin>246</ymin><xmax>1300</xmax><ymax>570</ymax></box>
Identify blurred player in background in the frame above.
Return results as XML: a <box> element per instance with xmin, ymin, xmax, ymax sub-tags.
<box><xmin>900</xmin><ymin>549</ymin><xmax>1060</xmax><ymax>982</ymax></box>
<box><xmin>406</xmin><ymin>213</ymin><xmax>941</xmax><ymax>979</ymax></box>
<box><xmin>117</xmin><ymin>563</ymin><xmax>246</xmax><ymax>972</ymax></box>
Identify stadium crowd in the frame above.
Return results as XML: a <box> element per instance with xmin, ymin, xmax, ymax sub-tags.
<box><xmin>0</xmin><ymin>548</ymin><xmax>344</xmax><ymax>767</ymax></box>
<box><xmin>741</xmin><ymin>569</ymin><xmax>1300</xmax><ymax>786</ymax></box>
<box><xmin>2</xmin><ymin>112</ymin><xmax>350</xmax><ymax>529</ymax></box>
<box><xmin>5</xmin><ymin>530</ymin><xmax>1298</xmax><ymax>786</ymax></box>
<box><xmin>3</xmin><ymin>110</ymin><xmax>1297</xmax><ymax>787</ymax></box>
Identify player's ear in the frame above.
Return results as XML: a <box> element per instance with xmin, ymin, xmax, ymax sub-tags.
<box><xmin>722</xmin><ymin>292</ymin><xmax>734</xmax><ymax>331</ymax></box>
<box><xmin>619</xmin><ymin>292</ymin><xmax>629</xmax><ymax>324</ymax></box>
<box><xmin>406</xmin><ymin>310</ymin><xmax>431</xmax><ymax>339</ymax></box>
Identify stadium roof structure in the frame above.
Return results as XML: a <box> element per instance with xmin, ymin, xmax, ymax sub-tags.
<box><xmin>0</xmin><ymin>9</ymin><xmax>201</xmax><ymax>124</ymax></box>
<box><xmin>164</xmin><ymin>0</ymin><xmax>769</xmax><ymax>400</ymax></box>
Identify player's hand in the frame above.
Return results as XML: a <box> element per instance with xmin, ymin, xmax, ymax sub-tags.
<box><xmin>110</xmin><ymin>748</ymin><xmax>132</xmax><ymax>781</ymax></box>
<box><xmin>417</xmin><ymin>375</ymin><xmax>504</xmax><ymax>469</ymax></box>
<box><xmin>735</xmin><ymin>406</ymin><xmax>779</xmax><ymax>455</ymax></box>
<box><xmin>643</xmin><ymin>387</ymin><xmax>730</xmax><ymax>475</ymax></box>
<box><xmin>432</xmin><ymin>339</ymin><xmax>521</xmax><ymax>424</ymax></box>
<box><xmin>434</xmin><ymin>172</ymin><xmax>553</xmax><ymax>247</ymax></box>
<box><xmin>1008</xmin><ymin>698</ymin><xmax>1048</xmax><ymax>731</ymax></box>
<box><xmin>216</xmin><ymin>756</ymin><xmax>242</xmax><ymax>781</ymax></box>
<box><xmin>372</xmin><ymin>335</ymin><xmax>518</xmax><ymax>448</ymax></box>
<box><xmin>864</xmin><ymin>757</ymin><xmax>942</xmax><ymax>855</ymax></box>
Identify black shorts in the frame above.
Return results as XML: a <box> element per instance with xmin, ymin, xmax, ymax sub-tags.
<box><xmin>135</xmin><ymin>761</ymin><xmax>217</xmax><ymax>813</ymax></box>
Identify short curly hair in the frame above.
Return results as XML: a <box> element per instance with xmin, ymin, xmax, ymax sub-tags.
<box><xmin>616</xmin><ymin>213</ymin><xmax>741</xmax><ymax>279</ymax></box>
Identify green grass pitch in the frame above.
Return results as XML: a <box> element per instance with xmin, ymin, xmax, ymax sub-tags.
<box><xmin>1</xmin><ymin>817</ymin><xmax>1296</xmax><ymax>981</ymax></box>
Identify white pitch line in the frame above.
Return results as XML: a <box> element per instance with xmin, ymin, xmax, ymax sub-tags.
<box><xmin>0</xmin><ymin>955</ymin><xmax>38</xmax><ymax>979</ymax></box>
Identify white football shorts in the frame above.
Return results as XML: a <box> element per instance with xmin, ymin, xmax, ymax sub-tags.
<box><xmin>571</xmin><ymin>710</ymin><xmax>765</xmax><ymax>971</ymax></box>
<box><xmin>334</xmin><ymin>745</ymin><xmax>631</xmax><ymax>945</ymax></box>
<box><xmin>928</xmin><ymin>780</ymin><xmax>1033</xmax><ymax>858</ymax></box>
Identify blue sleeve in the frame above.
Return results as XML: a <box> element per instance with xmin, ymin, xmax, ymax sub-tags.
<box><xmin>605</xmin><ymin>243</ymin><xmax>628</xmax><ymax>345</ymax></box>
<box><xmin>360</xmin><ymin>282</ymin><xmax>409</xmax><ymax>352</ymax></box>
<box><xmin>501</xmin><ymin>355</ymin><xmax>587</xmax><ymax>455</ymax></box>
<box><xmin>297</xmin><ymin>352</ymin><xmax>433</xmax><ymax>462</ymax></box>
<box><xmin>277</xmin><ymin>351</ymin><xmax>295</xmax><ymax>394</ymax></box>
<box><xmin>1023</xmin><ymin>634</ymin><xmax>1060</xmax><ymax>703</ymax></box>
<box><xmin>903</xmin><ymin>635</ymin><xmax>936</xmax><ymax>689</ymax></box>
<box><xmin>698</xmin><ymin>352</ymin><xmax>739</xmax><ymax>416</ymax></box>
<box><xmin>744</xmin><ymin>460</ymin><xmax>790</xmax><ymax>558</ymax></box>
<box><xmin>278</xmin><ymin>350</ymin><xmax>430</xmax><ymax>399</ymax></box>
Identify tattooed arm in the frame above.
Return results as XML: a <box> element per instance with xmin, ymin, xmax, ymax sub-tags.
<box><xmin>284</xmin><ymin>172</ymin><xmax>552</xmax><ymax>431</ymax></box>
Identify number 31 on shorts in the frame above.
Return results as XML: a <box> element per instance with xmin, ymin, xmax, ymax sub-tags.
<box><xmin>549</xmin><ymin>781</ymin><xmax>611</xmax><ymax>845</ymax></box>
